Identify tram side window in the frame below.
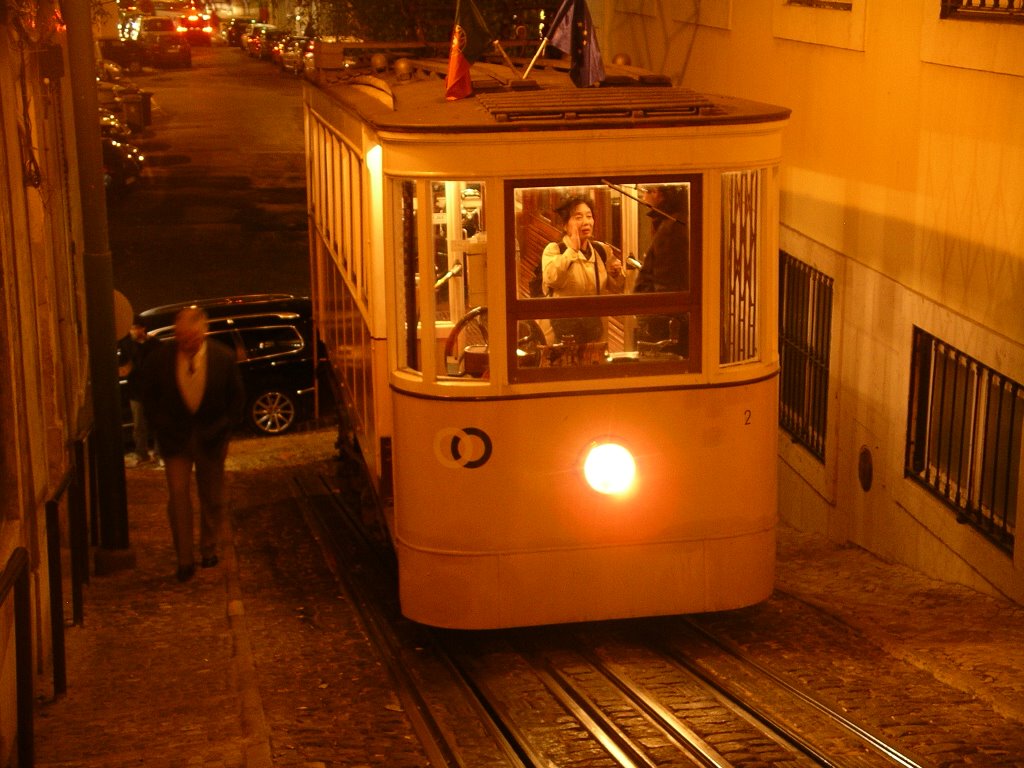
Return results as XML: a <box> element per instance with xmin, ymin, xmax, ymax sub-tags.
<box><xmin>507</xmin><ymin>178</ymin><xmax>701</xmax><ymax>381</ymax></box>
<box><xmin>395</xmin><ymin>179</ymin><xmax>421</xmax><ymax>373</ymax></box>
<box><xmin>434</xmin><ymin>181</ymin><xmax>488</xmax><ymax>378</ymax></box>
<box><xmin>394</xmin><ymin>179</ymin><xmax>488</xmax><ymax>378</ymax></box>
<box><xmin>720</xmin><ymin>169</ymin><xmax>763</xmax><ymax>365</ymax></box>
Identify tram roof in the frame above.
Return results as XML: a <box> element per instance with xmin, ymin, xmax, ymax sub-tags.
<box><xmin>307</xmin><ymin>55</ymin><xmax>790</xmax><ymax>134</ymax></box>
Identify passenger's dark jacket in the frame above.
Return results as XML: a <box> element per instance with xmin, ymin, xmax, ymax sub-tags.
<box><xmin>634</xmin><ymin>208</ymin><xmax>689</xmax><ymax>293</ymax></box>
<box><xmin>117</xmin><ymin>333</ymin><xmax>156</xmax><ymax>401</ymax></box>
<box><xmin>140</xmin><ymin>338</ymin><xmax>244</xmax><ymax>456</ymax></box>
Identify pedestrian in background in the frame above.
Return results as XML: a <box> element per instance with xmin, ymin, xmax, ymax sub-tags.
<box><xmin>117</xmin><ymin>316</ymin><xmax>157</xmax><ymax>466</ymax></box>
<box><xmin>634</xmin><ymin>184</ymin><xmax>690</xmax><ymax>354</ymax></box>
<box><xmin>141</xmin><ymin>307</ymin><xmax>244</xmax><ymax>583</ymax></box>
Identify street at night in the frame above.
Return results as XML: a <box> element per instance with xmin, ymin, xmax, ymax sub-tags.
<box><xmin>108</xmin><ymin>45</ymin><xmax>310</xmax><ymax>314</ymax></box>
<box><xmin>3</xmin><ymin>4</ymin><xmax>1022</xmax><ymax>766</ymax></box>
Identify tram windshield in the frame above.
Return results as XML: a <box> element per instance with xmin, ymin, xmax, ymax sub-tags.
<box><xmin>507</xmin><ymin>177</ymin><xmax>701</xmax><ymax>381</ymax></box>
<box><xmin>396</xmin><ymin>173</ymin><xmax>764</xmax><ymax>382</ymax></box>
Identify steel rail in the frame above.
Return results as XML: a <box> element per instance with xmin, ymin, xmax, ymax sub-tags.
<box><xmin>293</xmin><ymin>472</ymin><xmax>460</xmax><ymax>768</ymax></box>
<box><xmin>298</xmin><ymin>469</ymin><xmax>534</xmax><ymax>767</ymax></box>
<box><xmin>515</xmin><ymin>637</ymin><xmax>726</xmax><ymax>768</ymax></box>
<box><xmin>676</xmin><ymin>619</ymin><xmax>930</xmax><ymax>768</ymax></box>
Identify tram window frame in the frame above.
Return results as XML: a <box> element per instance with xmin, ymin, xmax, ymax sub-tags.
<box><xmin>433</xmin><ymin>179</ymin><xmax>489</xmax><ymax>381</ymax></box>
<box><xmin>395</xmin><ymin>179</ymin><xmax>421</xmax><ymax>373</ymax></box>
<box><xmin>395</xmin><ymin>178</ymin><xmax>490</xmax><ymax>379</ymax></box>
<box><xmin>504</xmin><ymin>176</ymin><xmax>702</xmax><ymax>383</ymax></box>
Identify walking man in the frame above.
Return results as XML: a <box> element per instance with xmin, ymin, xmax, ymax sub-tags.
<box><xmin>141</xmin><ymin>307</ymin><xmax>244</xmax><ymax>582</ymax></box>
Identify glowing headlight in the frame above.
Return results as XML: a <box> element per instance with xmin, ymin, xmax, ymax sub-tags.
<box><xmin>583</xmin><ymin>441</ymin><xmax>636</xmax><ymax>496</ymax></box>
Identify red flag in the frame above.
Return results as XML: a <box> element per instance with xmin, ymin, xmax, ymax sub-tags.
<box><xmin>445</xmin><ymin>0</ymin><xmax>495</xmax><ymax>101</ymax></box>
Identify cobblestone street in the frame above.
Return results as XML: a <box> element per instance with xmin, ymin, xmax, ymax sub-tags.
<box><xmin>33</xmin><ymin>426</ymin><xmax>1024</xmax><ymax>767</ymax></box>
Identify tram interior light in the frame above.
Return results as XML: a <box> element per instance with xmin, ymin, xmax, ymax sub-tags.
<box><xmin>583</xmin><ymin>442</ymin><xmax>636</xmax><ymax>496</ymax></box>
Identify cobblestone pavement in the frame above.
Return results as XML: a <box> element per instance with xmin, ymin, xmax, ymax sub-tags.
<box><xmin>33</xmin><ymin>427</ymin><xmax>1024</xmax><ymax>767</ymax></box>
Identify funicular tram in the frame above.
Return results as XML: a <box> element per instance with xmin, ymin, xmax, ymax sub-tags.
<box><xmin>303</xmin><ymin>52</ymin><xmax>789</xmax><ymax>628</ymax></box>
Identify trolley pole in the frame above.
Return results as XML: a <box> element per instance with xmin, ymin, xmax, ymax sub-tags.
<box><xmin>65</xmin><ymin>0</ymin><xmax>136</xmax><ymax>573</ymax></box>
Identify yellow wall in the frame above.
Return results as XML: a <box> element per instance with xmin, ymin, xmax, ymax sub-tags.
<box><xmin>607</xmin><ymin>0</ymin><xmax>1024</xmax><ymax>603</ymax></box>
<box><xmin>1</xmin><ymin>15</ymin><xmax>92</xmax><ymax>759</ymax></box>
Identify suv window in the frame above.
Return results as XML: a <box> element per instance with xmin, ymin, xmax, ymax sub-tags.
<box><xmin>207</xmin><ymin>330</ymin><xmax>242</xmax><ymax>359</ymax></box>
<box><xmin>238</xmin><ymin>326</ymin><xmax>304</xmax><ymax>360</ymax></box>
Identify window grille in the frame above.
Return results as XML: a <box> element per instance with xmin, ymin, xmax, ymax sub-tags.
<box><xmin>778</xmin><ymin>252</ymin><xmax>833</xmax><ymax>461</ymax></box>
<box><xmin>720</xmin><ymin>170</ymin><xmax>761</xmax><ymax>365</ymax></box>
<box><xmin>905</xmin><ymin>328</ymin><xmax>1020</xmax><ymax>555</ymax></box>
<box><xmin>940</xmin><ymin>0</ymin><xmax>1024</xmax><ymax>23</ymax></box>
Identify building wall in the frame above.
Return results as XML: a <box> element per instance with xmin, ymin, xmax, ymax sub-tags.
<box><xmin>606</xmin><ymin>0</ymin><xmax>1024</xmax><ymax>603</ymax></box>
<box><xmin>0</xmin><ymin>11</ymin><xmax>90</xmax><ymax>765</ymax></box>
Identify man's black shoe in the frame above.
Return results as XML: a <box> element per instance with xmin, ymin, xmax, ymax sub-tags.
<box><xmin>201</xmin><ymin>555</ymin><xmax>219</xmax><ymax>569</ymax></box>
<box><xmin>176</xmin><ymin>564</ymin><xmax>195</xmax><ymax>582</ymax></box>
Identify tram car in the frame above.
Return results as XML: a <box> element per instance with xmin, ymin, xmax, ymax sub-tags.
<box><xmin>303</xmin><ymin>50</ymin><xmax>789</xmax><ymax>629</ymax></box>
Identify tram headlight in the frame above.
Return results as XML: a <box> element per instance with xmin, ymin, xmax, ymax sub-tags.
<box><xmin>583</xmin><ymin>441</ymin><xmax>636</xmax><ymax>496</ymax></box>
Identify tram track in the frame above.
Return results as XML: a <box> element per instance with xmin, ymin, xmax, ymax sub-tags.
<box><xmin>293</xmin><ymin>462</ymin><xmax>934</xmax><ymax>768</ymax></box>
<box><xmin>661</xmin><ymin>619</ymin><xmax>928</xmax><ymax>768</ymax></box>
<box><xmin>293</xmin><ymin>466</ymin><xmax>529</xmax><ymax>768</ymax></box>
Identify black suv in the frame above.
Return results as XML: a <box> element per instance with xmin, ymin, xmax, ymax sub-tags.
<box><xmin>126</xmin><ymin>294</ymin><xmax>325</xmax><ymax>436</ymax></box>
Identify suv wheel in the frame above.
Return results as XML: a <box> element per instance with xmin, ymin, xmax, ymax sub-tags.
<box><xmin>248</xmin><ymin>389</ymin><xmax>296</xmax><ymax>435</ymax></box>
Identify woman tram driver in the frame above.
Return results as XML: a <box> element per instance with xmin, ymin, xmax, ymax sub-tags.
<box><xmin>541</xmin><ymin>196</ymin><xmax>624</xmax><ymax>343</ymax></box>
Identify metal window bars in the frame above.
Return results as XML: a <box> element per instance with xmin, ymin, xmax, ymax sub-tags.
<box><xmin>778</xmin><ymin>252</ymin><xmax>833</xmax><ymax>461</ymax></box>
<box><xmin>906</xmin><ymin>327</ymin><xmax>1020</xmax><ymax>555</ymax></box>
<box><xmin>720</xmin><ymin>170</ymin><xmax>761</xmax><ymax>365</ymax></box>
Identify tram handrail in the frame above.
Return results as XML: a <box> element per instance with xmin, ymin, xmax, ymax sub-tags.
<box><xmin>0</xmin><ymin>547</ymin><xmax>35</xmax><ymax>767</ymax></box>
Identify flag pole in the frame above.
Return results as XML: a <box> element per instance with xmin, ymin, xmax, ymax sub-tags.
<box><xmin>522</xmin><ymin>0</ymin><xmax>572</xmax><ymax>79</ymax></box>
<box><xmin>492</xmin><ymin>39</ymin><xmax>518</xmax><ymax>76</ymax></box>
<box><xmin>522</xmin><ymin>38</ymin><xmax>548</xmax><ymax>79</ymax></box>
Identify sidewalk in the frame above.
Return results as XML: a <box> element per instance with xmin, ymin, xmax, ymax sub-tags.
<box><xmin>33</xmin><ymin>426</ymin><xmax>1024</xmax><ymax>766</ymax></box>
<box><xmin>33</xmin><ymin>430</ymin><xmax>307</xmax><ymax>768</ymax></box>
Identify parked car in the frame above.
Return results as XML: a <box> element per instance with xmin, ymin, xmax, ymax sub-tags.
<box><xmin>96</xmin><ymin>36</ymin><xmax>146</xmax><ymax>74</ymax></box>
<box><xmin>99</xmin><ymin>107</ymin><xmax>133</xmax><ymax>141</ymax></box>
<box><xmin>240</xmin><ymin>22</ymin><xmax>274</xmax><ymax>56</ymax></box>
<box><xmin>102</xmin><ymin>137</ymin><xmax>145</xmax><ymax>195</ymax></box>
<box><xmin>249</xmin><ymin>27</ymin><xmax>285</xmax><ymax>60</ymax></box>
<box><xmin>269</xmin><ymin>33</ymin><xmax>291</xmax><ymax>67</ymax></box>
<box><xmin>279</xmin><ymin>36</ymin><xmax>312</xmax><ymax>76</ymax></box>
<box><xmin>131</xmin><ymin>294</ymin><xmax>327</xmax><ymax>435</ymax></box>
<box><xmin>96</xmin><ymin>58</ymin><xmax>126</xmax><ymax>82</ymax></box>
<box><xmin>225</xmin><ymin>17</ymin><xmax>257</xmax><ymax>46</ymax></box>
<box><xmin>134</xmin><ymin>16</ymin><xmax>192</xmax><ymax>68</ymax></box>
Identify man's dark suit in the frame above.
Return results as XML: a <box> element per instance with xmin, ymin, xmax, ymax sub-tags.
<box><xmin>143</xmin><ymin>337</ymin><xmax>244</xmax><ymax>456</ymax></box>
<box><xmin>141</xmin><ymin>337</ymin><xmax>244</xmax><ymax>578</ymax></box>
